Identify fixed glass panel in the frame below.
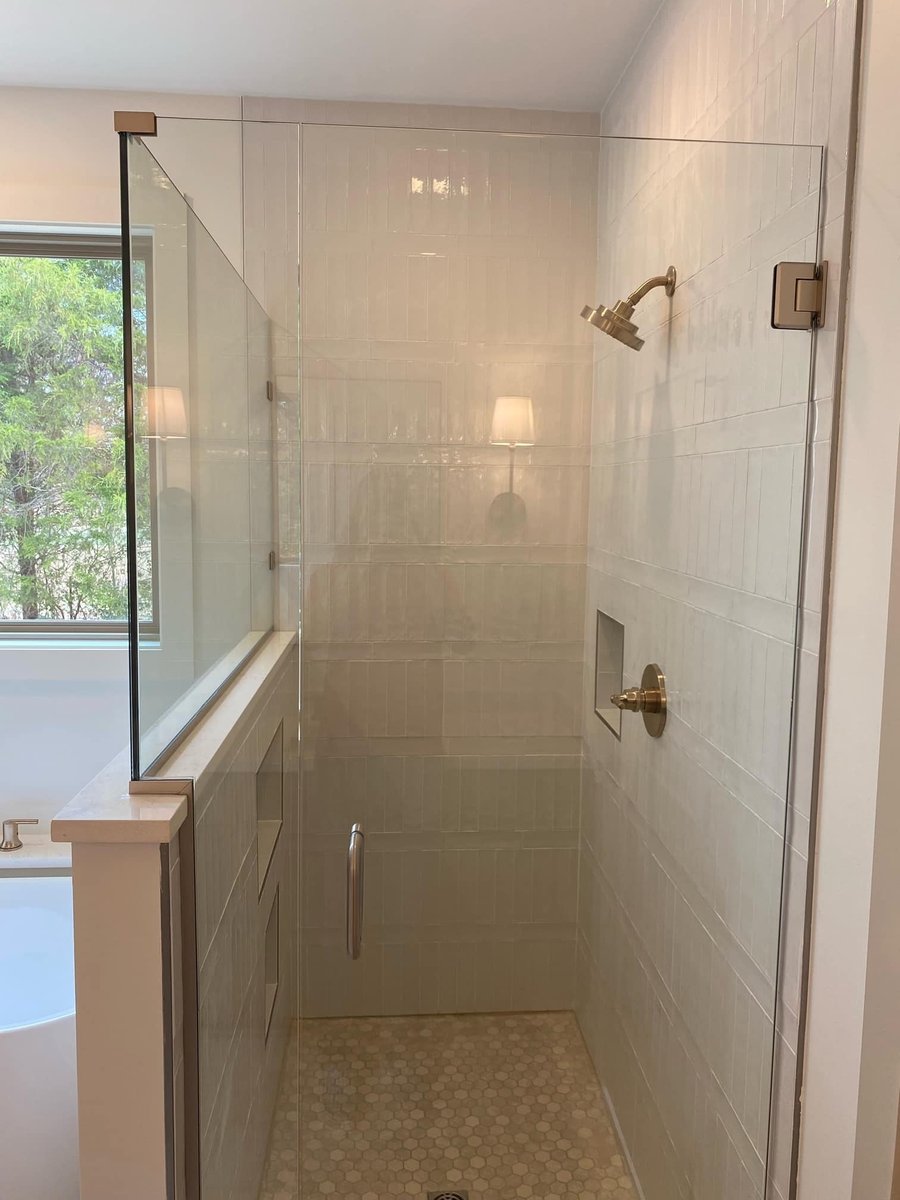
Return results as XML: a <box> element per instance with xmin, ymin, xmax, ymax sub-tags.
<box><xmin>123</xmin><ymin>135</ymin><xmax>275</xmax><ymax>775</ymax></box>
<box><xmin>296</xmin><ymin>125</ymin><xmax>822</xmax><ymax>1200</ymax></box>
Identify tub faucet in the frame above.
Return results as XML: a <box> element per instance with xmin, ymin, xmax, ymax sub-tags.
<box><xmin>1</xmin><ymin>818</ymin><xmax>39</xmax><ymax>851</ymax></box>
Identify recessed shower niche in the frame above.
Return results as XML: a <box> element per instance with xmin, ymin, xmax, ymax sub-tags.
<box><xmin>594</xmin><ymin>609</ymin><xmax>625</xmax><ymax>737</ymax></box>
<box><xmin>256</xmin><ymin>720</ymin><xmax>284</xmax><ymax>894</ymax></box>
<box><xmin>264</xmin><ymin>887</ymin><xmax>279</xmax><ymax>1037</ymax></box>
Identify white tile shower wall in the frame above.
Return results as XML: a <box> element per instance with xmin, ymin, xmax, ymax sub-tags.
<box><xmin>130</xmin><ymin>146</ymin><xmax>274</xmax><ymax>733</ymax></box>
<box><xmin>189</xmin><ymin>219</ymin><xmax>257</xmax><ymax>677</ymax></box>
<box><xmin>239</xmin><ymin>99</ymin><xmax>606</xmax><ymax>636</ymax></box>
<box><xmin>578</xmin><ymin>139</ymin><xmax>820</xmax><ymax>1200</ymax></box>
<box><xmin>242</xmin><ymin>120</ymin><xmax>302</xmax><ymax>631</ymax></box>
<box><xmin>192</xmin><ymin>647</ymin><xmax>299</xmax><ymax>1200</ymax></box>
<box><xmin>575</xmin><ymin>3</ymin><xmax>859</xmax><ymax>1199</ymax></box>
<box><xmin>241</xmin><ymin>97</ymin><xmax>604</xmax><ymax>137</ymax></box>
<box><xmin>297</xmin><ymin>122</ymin><xmax>599</xmax><ymax>1016</ymax></box>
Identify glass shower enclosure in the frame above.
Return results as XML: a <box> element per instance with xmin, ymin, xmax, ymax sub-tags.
<box><xmin>297</xmin><ymin>125</ymin><xmax>823</xmax><ymax>1200</ymax></box>
<box><xmin>118</xmin><ymin>116</ymin><xmax>825</xmax><ymax>1200</ymax></box>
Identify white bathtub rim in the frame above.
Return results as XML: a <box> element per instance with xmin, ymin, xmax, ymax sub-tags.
<box><xmin>1</xmin><ymin>1003</ymin><xmax>75</xmax><ymax>1035</ymax></box>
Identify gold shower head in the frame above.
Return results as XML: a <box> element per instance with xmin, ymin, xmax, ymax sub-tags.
<box><xmin>582</xmin><ymin>265</ymin><xmax>677</xmax><ymax>352</ymax></box>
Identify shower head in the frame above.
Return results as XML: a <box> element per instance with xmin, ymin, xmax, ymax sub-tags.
<box><xmin>582</xmin><ymin>265</ymin><xmax>677</xmax><ymax>352</ymax></box>
<box><xmin>580</xmin><ymin>299</ymin><xmax>646</xmax><ymax>351</ymax></box>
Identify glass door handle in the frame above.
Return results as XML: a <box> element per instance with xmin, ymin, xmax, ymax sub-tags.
<box><xmin>346</xmin><ymin>823</ymin><xmax>365</xmax><ymax>960</ymax></box>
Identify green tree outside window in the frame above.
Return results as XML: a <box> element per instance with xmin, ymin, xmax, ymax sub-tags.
<box><xmin>0</xmin><ymin>249</ymin><xmax>148</xmax><ymax>624</ymax></box>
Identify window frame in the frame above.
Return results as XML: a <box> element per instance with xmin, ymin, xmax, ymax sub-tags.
<box><xmin>0</xmin><ymin>226</ymin><xmax>158</xmax><ymax>641</ymax></box>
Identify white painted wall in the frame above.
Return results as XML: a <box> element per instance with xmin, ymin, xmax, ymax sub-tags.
<box><xmin>0</xmin><ymin>86</ymin><xmax>244</xmax><ymax>268</ymax></box>
<box><xmin>0</xmin><ymin>646</ymin><xmax>129</xmax><ymax>827</ymax></box>
<box><xmin>799</xmin><ymin>0</ymin><xmax>900</xmax><ymax>1194</ymax></box>
<box><xmin>0</xmin><ymin>85</ymin><xmax>245</xmax><ymax>828</ymax></box>
<box><xmin>1</xmin><ymin>0</ymin><xmax>661</xmax><ymax>112</ymax></box>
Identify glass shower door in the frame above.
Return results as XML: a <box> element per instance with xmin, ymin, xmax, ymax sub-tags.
<box><xmin>582</xmin><ymin>135</ymin><xmax>822</xmax><ymax>1200</ymax></box>
<box><xmin>293</xmin><ymin>126</ymin><xmax>822</xmax><ymax>1200</ymax></box>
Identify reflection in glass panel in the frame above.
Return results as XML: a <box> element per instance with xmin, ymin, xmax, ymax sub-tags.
<box><xmin>125</xmin><ymin>136</ymin><xmax>274</xmax><ymax>773</ymax></box>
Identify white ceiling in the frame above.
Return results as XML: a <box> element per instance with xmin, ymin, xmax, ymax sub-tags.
<box><xmin>1</xmin><ymin>0</ymin><xmax>662</xmax><ymax>113</ymax></box>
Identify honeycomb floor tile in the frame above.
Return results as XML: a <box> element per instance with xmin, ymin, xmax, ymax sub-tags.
<box><xmin>260</xmin><ymin>1013</ymin><xmax>635</xmax><ymax>1200</ymax></box>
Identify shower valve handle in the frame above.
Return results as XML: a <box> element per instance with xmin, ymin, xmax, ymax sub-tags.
<box><xmin>610</xmin><ymin>685</ymin><xmax>664</xmax><ymax>714</ymax></box>
<box><xmin>609</xmin><ymin>664</ymin><xmax>667</xmax><ymax>738</ymax></box>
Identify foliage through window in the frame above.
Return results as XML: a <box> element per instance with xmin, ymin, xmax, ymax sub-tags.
<box><xmin>0</xmin><ymin>233</ymin><xmax>148</xmax><ymax>628</ymax></box>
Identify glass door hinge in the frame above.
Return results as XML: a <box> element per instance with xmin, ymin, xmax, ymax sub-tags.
<box><xmin>772</xmin><ymin>261</ymin><xmax>827</xmax><ymax>330</ymax></box>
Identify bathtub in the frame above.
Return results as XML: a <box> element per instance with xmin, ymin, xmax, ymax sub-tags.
<box><xmin>0</xmin><ymin>874</ymin><xmax>79</xmax><ymax>1199</ymax></box>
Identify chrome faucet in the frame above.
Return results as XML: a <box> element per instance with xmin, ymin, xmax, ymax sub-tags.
<box><xmin>1</xmin><ymin>818</ymin><xmax>39</xmax><ymax>851</ymax></box>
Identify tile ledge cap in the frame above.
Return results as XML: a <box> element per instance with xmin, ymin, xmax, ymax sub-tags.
<box><xmin>52</xmin><ymin>790</ymin><xmax>188</xmax><ymax>846</ymax></box>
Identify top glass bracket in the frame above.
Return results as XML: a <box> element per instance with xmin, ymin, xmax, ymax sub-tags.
<box><xmin>114</xmin><ymin>110</ymin><xmax>158</xmax><ymax>136</ymax></box>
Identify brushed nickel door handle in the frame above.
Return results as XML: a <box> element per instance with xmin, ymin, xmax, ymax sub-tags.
<box><xmin>0</xmin><ymin>817</ymin><xmax>39</xmax><ymax>851</ymax></box>
<box><xmin>346</xmin><ymin>823</ymin><xmax>365</xmax><ymax>960</ymax></box>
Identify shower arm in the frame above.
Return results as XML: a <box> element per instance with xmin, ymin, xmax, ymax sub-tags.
<box><xmin>625</xmin><ymin>265</ymin><xmax>678</xmax><ymax>308</ymax></box>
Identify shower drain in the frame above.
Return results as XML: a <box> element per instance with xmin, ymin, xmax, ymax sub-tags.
<box><xmin>427</xmin><ymin>1192</ymin><xmax>469</xmax><ymax>1200</ymax></box>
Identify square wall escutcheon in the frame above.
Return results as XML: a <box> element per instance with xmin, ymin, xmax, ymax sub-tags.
<box><xmin>594</xmin><ymin>609</ymin><xmax>624</xmax><ymax>738</ymax></box>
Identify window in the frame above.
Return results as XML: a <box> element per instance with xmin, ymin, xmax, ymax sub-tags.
<box><xmin>0</xmin><ymin>229</ymin><xmax>151</xmax><ymax>635</ymax></box>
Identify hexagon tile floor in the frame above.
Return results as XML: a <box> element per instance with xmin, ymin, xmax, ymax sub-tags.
<box><xmin>259</xmin><ymin>1012</ymin><xmax>635</xmax><ymax>1200</ymax></box>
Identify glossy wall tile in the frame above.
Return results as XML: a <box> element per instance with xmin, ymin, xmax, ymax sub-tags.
<box><xmin>300</xmin><ymin>125</ymin><xmax>599</xmax><ymax>1016</ymax></box>
<box><xmin>577</xmin><ymin>139</ymin><xmax>819</xmax><ymax>1200</ymax></box>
